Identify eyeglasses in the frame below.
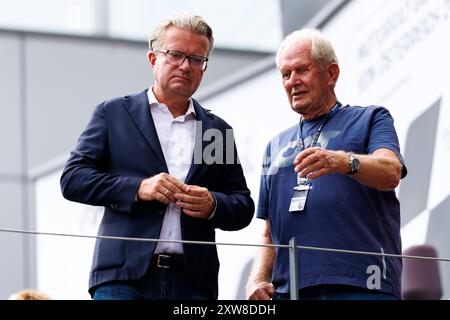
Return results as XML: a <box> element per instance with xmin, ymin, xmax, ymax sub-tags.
<box><xmin>156</xmin><ymin>49</ymin><xmax>208</xmax><ymax>71</ymax></box>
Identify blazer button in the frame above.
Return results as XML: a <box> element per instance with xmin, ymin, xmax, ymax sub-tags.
<box><xmin>111</xmin><ymin>204</ymin><xmax>118</xmax><ymax>210</ymax></box>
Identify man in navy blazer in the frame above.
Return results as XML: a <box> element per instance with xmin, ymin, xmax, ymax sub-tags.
<box><xmin>60</xmin><ymin>13</ymin><xmax>254</xmax><ymax>300</ymax></box>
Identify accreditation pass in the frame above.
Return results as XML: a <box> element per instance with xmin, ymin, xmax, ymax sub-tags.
<box><xmin>289</xmin><ymin>183</ymin><xmax>310</xmax><ymax>212</ymax></box>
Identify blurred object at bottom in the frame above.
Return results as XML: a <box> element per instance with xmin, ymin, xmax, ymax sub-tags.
<box><xmin>402</xmin><ymin>244</ymin><xmax>442</xmax><ymax>300</ymax></box>
<box><xmin>8</xmin><ymin>288</ymin><xmax>52</xmax><ymax>300</ymax></box>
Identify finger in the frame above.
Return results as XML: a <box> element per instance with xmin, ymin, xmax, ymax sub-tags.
<box><xmin>296</xmin><ymin>150</ymin><xmax>321</xmax><ymax>170</ymax></box>
<box><xmin>161</xmin><ymin>183</ymin><xmax>182</xmax><ymax>201</ymax></box>
<box><xmin>176</xmin><ymin>200</ymin><xmax>206</xmax><ymax>212</ymax></box>
<box><xmin>298</xmin><ymin>159</ymin><xmax>324</xmax><ymax>178</ymax></box>
<box><xmin>159</xmin><ymin>174</ymin><xmax>185</xmax><ymax>191</ymax></box>
<box><xmin>158</xmin><ymin>186</ymin><xmax>172</xmax><ymax>201</ymax></box>
<box><xmin>174</xmin><ymin>193</ymin><xmax>204</xmax><ymax>204</ymax></box>
<box><xmin>259</xmin><ymin>290</ymin><xmax>272</xmax><ymax>300</ymax></box>
<box><xmin>303</xmin><ymin>167</ymin><xmax>328</xmax><ymax>180</ymax></box>
<box><xmin>162</xmin><ymin>178</ymin><xmax>185</xmax><ymax>193</ymax></box>
<box><xmin>182</xmin><ymin>185</ymin><xmax>208</xmax><ymax>196</ymax></box>
<box><xmin>248</xmin><ymin>292</ymin><xmax>261</xmax><ymax>300</ymax></box>
<box><xmin>155</xmin><ymin>192</ymin><xmax>170</xmax><ymax>205</ymax></box>
<box><xmin>181</xmin><ymin>208</ymin><xmax>205</xmax><ymax>218</ymax></box>
<box><xmin>266</xmin><ymin>283</ymin><xmax>275</xmax><ymax>296</ymax></box>
<box><xmin>293</xmin><ymin>147</ymin><xmax>316</xmax><ymax>165</ymax></box>
<box><xmin>166</xmin><ymin>176</ymin><xmax>188</xmax><ymax>191</ymax></box>
<box><xmin>258</xmin><ymin>283</ymin><xmax>274</xmax><ymax>299</ymax></box>
<box><xmin>251</xmin><ymin>288</ymin><xmax>271</xmax><ymax>300</ymax></box>
<box><xmin>294</xmin><ymin>153</ymin><xmax>319</xmax><ymax>173</ymax></box>
<box><xmin>248</xmin><ymin>293</ymin><xmax>259</xmax><ymax>300</ymax></box>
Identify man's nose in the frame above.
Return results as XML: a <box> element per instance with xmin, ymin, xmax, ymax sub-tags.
<box><xmin>287</xmin><ymin>71</ymin><xmax>301</xmax><ymax>88</ymax></box>
<box><xmin>179</xmin><ymin>57</ymin><xmax>192</xmax><ymax>71</ymax></box>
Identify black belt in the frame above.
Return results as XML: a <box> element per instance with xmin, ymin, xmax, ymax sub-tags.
<box><xmin>152</xmin><ymin>253</ymin><xmax>184</xmax><ymax>271</ymax></box>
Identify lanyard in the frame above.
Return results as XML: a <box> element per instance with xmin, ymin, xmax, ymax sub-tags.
<box><xmin>298</xmin><ymin>101</ymin><xmax>341</xmax><ymax>150</ymax></box>
<box><xmin>296</xmin><ymin>101</ymin><xmax>341</xmax><ymax>185</ymax></box>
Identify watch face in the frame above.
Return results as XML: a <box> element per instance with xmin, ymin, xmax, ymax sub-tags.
<box><xmin>352</xmin><ymin>156</ymin><xmax>360</xmax><ymax>172</ymax></box>
<box><xmin>349</xmin><ymin>154</ymin><xmax>360</xmax><ymax>173</ymax></box>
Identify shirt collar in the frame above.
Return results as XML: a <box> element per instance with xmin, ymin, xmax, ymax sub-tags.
<box><xmin>147</xmin><ymin>87</ymin><xmax>196</xmax><ymax>118</ymax></box>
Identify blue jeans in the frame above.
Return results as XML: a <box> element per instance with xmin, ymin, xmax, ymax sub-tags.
<box><xmin>273</xmin><ymin>285</ymin><xmax>400</xmax><ymax>300</ymax></box>
<box><xmin>92</xmin><ymin>265</ymin><xmax>210</xmax><ymax>300</ymax></box>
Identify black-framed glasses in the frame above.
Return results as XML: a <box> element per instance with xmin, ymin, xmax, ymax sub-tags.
<box><xmin>156</xmin><ymin>49</ymin><xmax>208</xmax><ymax>71</ymax></box>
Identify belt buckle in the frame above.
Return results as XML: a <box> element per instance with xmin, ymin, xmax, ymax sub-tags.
<box><xmin>157</xmin><ymin>254</ymin><xmax>171</xmax><ymax>269</ymax></box>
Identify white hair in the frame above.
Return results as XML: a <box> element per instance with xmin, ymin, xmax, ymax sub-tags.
<box><xmin>149</xmin><ymin>12</ymin><xmax>214</xmax><ymax>55</ymax></box>
<box><xmin>276</xmin><ymin>28</ymin><xmax>338</xmax><ymax>70</ymax></box>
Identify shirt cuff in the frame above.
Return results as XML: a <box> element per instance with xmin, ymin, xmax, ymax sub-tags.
<box><xmin>207</xmin><ymin>192</ymin><xmax>218</xmax><ymax>220</ymax></box>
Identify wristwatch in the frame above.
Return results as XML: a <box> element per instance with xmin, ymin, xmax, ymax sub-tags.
<box><xmin>348</xmin><ymin>153</ymin><xmax>360</xmax><ymax>174</ymax></box>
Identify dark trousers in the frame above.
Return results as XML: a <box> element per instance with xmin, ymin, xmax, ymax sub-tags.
<box><xmin>92</xmin><ymin>260</ymin><xmax>210</xmax><ymax>300</ymax></box>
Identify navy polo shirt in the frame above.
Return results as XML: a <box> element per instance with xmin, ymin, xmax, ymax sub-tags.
<box><xmin>257</xmin><ymin>105</ymin><xmax>406</xmax><ymax>298</ymax></box>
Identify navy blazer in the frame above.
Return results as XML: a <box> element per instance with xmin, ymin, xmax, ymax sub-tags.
<box><xmin>60</xmin><ymin>90</ymin><xmax>254</xmax><ymax>298</ymax></box>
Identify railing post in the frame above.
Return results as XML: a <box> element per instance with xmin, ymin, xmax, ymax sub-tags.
<box><xmin>289</xmin><ymin>237</ymin><xmax>298</xmax><ymax>300</ymax></box>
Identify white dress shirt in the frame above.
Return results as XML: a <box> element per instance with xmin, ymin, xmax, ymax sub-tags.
<box><xmin>147</xmin><ymin>88</ymin><xmax>196</xmax><ymax>254</ymax></box>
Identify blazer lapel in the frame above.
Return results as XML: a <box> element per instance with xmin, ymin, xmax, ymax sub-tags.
<box><xmin>125</xmin><ymin>90</ymin><xmax>168</xmax><ymax>172</ymax></box>
<box><xmin>184</xmin><ymin>99</ymin><xmax>214</xmax><ymax>184</ymax></box>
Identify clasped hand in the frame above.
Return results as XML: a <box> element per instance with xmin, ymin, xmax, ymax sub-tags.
<box><xmin>137</xmin><ymin>173</ymin><xmax>215</xmax><ymax>218</ymax></box>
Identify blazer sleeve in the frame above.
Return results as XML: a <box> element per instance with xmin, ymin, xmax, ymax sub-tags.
<box><xmin>60</xmin><ymin>102</ymin><xmax>142</xmax><ymax>213</ymax></box>
<box><xmin>208</xmin><ymin>134</ymin><xmax>254</xmax><ymax>231</ymax></box>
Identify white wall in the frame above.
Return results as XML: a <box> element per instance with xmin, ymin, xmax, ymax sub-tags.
<box><xmin>323</xmin><ymin>0</ymin><xmax>450</xmax><ymax>248</ymax></box>
<box><xmin>35</xmin><ymin>170</ymin><xmax>101</xmax><ymax>300</ymax></box>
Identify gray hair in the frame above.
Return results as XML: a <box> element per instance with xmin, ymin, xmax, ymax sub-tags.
<box><xmin>149</xmin><ymin>12</ymin><xmax>214</xmax><ymax>56</ymax></box>
<box><xmin>275</xmin><ymin>28</ymin><xmax>338</xmax><ymax>70</ymax></box>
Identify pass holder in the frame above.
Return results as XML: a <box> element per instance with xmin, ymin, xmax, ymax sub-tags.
<box><xmin>289</xmin><ymin>178</ymin><xmax>312</xmax><ymax>213</ymax></box>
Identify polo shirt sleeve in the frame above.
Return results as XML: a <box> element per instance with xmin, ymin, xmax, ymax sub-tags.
<box><xmin>367</xmin><ymin>106</ymin><xmax>407</xmax><ymax>178</ymax></box>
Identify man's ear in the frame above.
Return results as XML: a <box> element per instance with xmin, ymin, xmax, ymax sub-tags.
<box><xmin>148</xmin><ymin>51</ymin><xmax>157</xmax><ymax>67</ymax></box>
<box><xmin>327</xmin><ymin>63</ymin><xmax>340</xmax><ymax>87</ymax></box>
